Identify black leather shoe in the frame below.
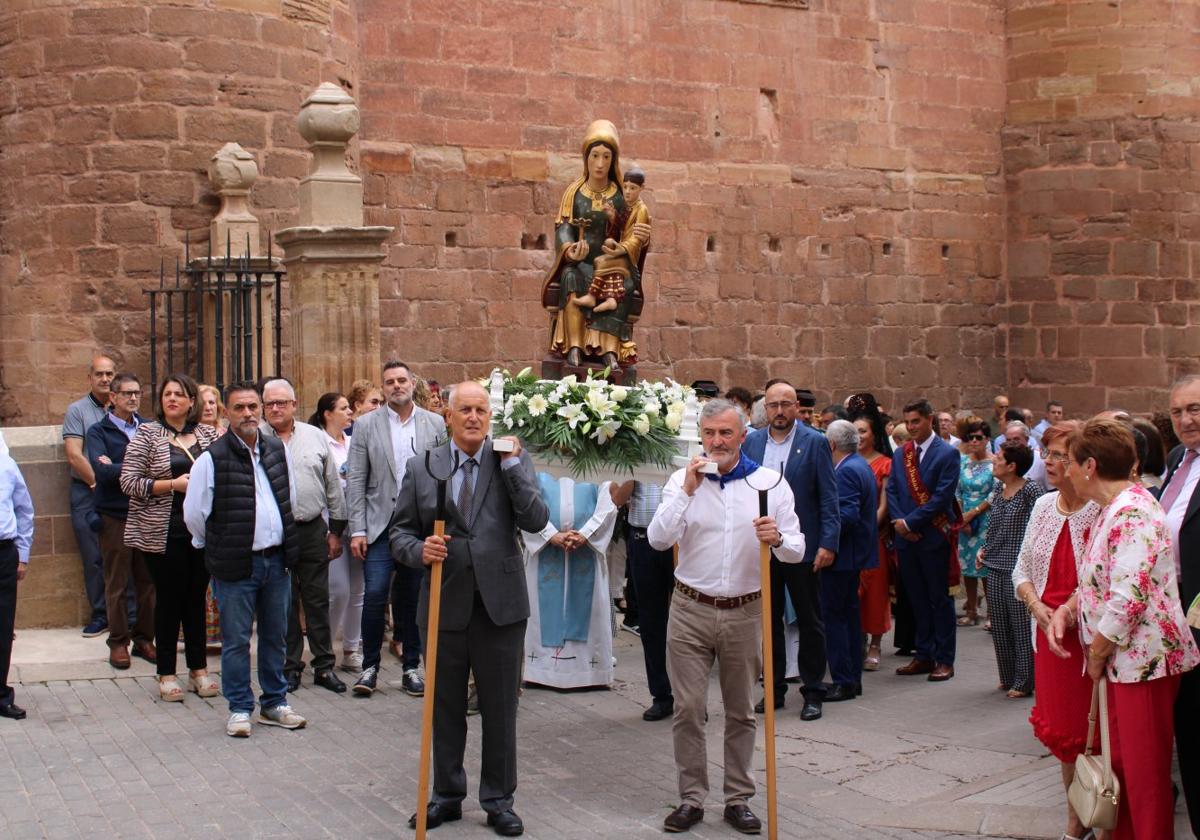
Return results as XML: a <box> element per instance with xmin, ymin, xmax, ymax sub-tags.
<box><xmin>824</xmin><ymin>684</ymin><xmax>857</xmax><ymax>702</ymax></box>
<box><xmin>353</xmin><ymin>665</ymin><xmax>378</xmax><ymax>696</ymax></box>
<box><xmin>314</xmin><ymin>669</ymin><xmax>347</xmax><ymax>694</ymax></box>
<box><xmin>800</xmin><ymin>701</ymin><xmax>822</xmax><ymax>721</ymax></box>
<box><xmin>486</xmin><ymin>809</ymin><xmax>524</xmax><ymax>836</ymax></box>
<box><xmin>664</xmin><ymin>803</ymin><xmax>704</xmax><ymax>832</ymax></box>
<box><xmin>285</xmin><ymin>672</ymin><xmax>301</xmax><ymax>693</ymax></box>
<box><xmin>0</xmin><ymin>703</ymin><xmax>26</xmax><ymax>720</ymax></box>
<box><xmin>753</xmin><ymin>694</ymin><xmax>784</xmax><ymax>714</ymax></box>
<box><xmin>407</xmin><ymin>801</ymin><xmax>462</xmax><ymax>830</ymax></box>
<box><xmin>723</xmin><ymin>804</ymin><xmax>762</xmax><ymax>834</ymax></box>
<box><xmin>642</xmin><ymin>701</ymin><xmax>673</xmax><ymax>721</ymax></box>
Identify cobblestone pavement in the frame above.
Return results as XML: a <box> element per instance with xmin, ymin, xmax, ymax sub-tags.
<box><xmin>2</xmin><ymin>621</ymin><xmax>1193</xmax><ymax>839</ymax></box>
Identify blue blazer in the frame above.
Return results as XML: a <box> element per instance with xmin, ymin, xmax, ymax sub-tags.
<box><xmin>743</xmin><ymin>423</ymin><xmax>840</xmax><ymax>563</ymax></box>
<box><xmin>833</xmin><ymin>452</ymin><xmax>878</xmax><ymax>572</ymax></box>
<box><xmin>885</xmin><ymin>435</ymin><xmax>960</xmax><ymax>553</ymax></box>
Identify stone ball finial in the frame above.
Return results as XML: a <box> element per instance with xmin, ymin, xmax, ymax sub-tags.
<box><xmin>297</xmin><ymin>82</ymin><xmax>360</xmax><ymax>145</ymax></box>
<box><xmin>208</xmin><ymin>142</ymin><xmax>258</xmax><ymax>195</ymax></box>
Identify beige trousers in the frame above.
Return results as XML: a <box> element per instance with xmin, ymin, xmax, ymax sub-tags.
<box><xmin>666</xmin><ymin>590</ymin><xmax>762</xmax><ymax>808</ymax></box>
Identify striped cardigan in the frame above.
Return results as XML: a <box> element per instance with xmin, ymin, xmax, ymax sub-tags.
<box><xmin>119</xmin><ymin>421</ymin><xmax>219</xmax><ymax>553</ymax></box>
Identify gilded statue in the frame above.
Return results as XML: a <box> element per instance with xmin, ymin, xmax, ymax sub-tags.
<box><xmin>541</xmin><ymin>120</ymin><xmax>650</xmax><ymax>372</ymax></box>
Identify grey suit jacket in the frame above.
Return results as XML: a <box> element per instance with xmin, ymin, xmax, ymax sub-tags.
<box><xmin>345</xmin><ymin>405</ymin><xmax>446</xmax><ymax>543</ymax></box>
<box><xmin>389</xmin><ymin>441</ymin><xmax>549</xmax><ymax>632</ymax></box>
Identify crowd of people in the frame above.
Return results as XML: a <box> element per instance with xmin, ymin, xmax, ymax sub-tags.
<box><xmin>0</xmin><ymin>357</ymin><xmax>1198</xmax><ymax>838</ymax></box>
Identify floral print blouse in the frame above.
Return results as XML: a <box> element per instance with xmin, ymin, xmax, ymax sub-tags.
<box><xmin>1077</xmin><ymin>484</ymin><xmax>1200</xmax><ymax>683</ymax></box>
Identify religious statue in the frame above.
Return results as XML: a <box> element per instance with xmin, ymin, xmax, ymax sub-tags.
<box><xmin>541</xmin><ymin>120</ymin><xmax>650</xmax><ymax>377</ymax></box>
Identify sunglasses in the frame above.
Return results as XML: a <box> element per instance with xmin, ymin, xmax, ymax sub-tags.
<box><xmin>967</xmin><ymin>434</ymin><xmax>988</xmax><ymax>441</ymax></box>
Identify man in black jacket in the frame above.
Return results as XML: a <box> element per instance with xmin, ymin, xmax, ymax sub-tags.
<box><xmin>183</xmin><ymin>381</ymin><xmax>303</xmax><ymax>739</ymax></box>
<box><xmin>1161</xmin><ymin>373</ymin><xmax>1200</xmax><ymax>835</ymax></box>
<box><xmin>85</xmin><ymin>372</ymin><xmax>155</xmax><ymax>670</ymax></box>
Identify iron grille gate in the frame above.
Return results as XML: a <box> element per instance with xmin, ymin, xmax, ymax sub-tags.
<box><xmin>143</xmin><ymin>233</ymin><xmax>284</xmax><ymax>399</ymax></box>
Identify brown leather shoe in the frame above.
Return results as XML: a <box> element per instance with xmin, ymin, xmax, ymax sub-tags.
<box><xmin>132</xmin><ymin>640</ymin><xmax>157</xmax><ymax>664</ymax></box>
<box><xmin>109</xmin><ymin>646</ymin><xmax>131</xmax><ymax>670</ymax></box>
<box><xmin>928</xmin><ymin>664</ymin><xmax>955</xmax><ymax>681</ymax></box>
<box><xmin>895</xmin><ymin>658</ymin><xmax>935</xmax><ymax>676</ymax></box>
<box><xmin>664</xmin><ymin>803</ymin><xmax>704</xmax><ymax>832</ymax></box>
<box><xmin>723</xmin><ymin>804</ymin><xmax>762</xmax><ymax>834</ymax></box>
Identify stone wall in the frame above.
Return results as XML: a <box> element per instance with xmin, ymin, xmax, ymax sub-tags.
<box><xmin>0</xmin><ymin>0</ymin><xmax>361</xmax><ymax>426</ymax></box>
<box><xmin>357</xmin><ymin>0</ymin><xmax>1010</xmax><ymax>413</ymax></box>
<box><xmin>1004</xmin><ymin>0</ymin><xmax>1200</xmax><ymax>415</ymax></box>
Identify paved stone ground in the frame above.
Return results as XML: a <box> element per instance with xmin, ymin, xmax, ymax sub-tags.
<box><xmin>3</xmin><ymin>619</ymin><xmax>1194</xmax><ymax>839</ymax></box>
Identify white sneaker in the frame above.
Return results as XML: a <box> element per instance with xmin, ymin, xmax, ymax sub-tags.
<box><xmin>226</xmin><ymin>712</ymin><xmax>252</xmax><ymax>738</ymax></box>
<box><xmin>257</xmin><ymin>704</ymin><xmax>307</xmax><ymax>730</ymax></box>
<box><xmin>340</xmin><ymin>651</ymin><xmax>363</xmax><ymax>673</ymax></box>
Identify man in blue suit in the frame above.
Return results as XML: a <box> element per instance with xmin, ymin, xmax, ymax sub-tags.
<box><xmin>743</xmin><ymin>381</ymin><xmax>840</xmax><ymax>721</ymax></box>
<box><xmin>886</xmin><ymin>400</ymin><xmax>961</xmax><ymax>681</ymax></box>
<box><xmin>822</xmin><ymin>420</ymin><xmax>877</xmax><ymax>701</ymax></box>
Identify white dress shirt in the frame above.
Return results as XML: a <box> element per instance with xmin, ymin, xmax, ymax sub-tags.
<box><xmin>1164</xmin><ymin>448</ymin><xmax>1200</xmax><ymax>572</ymax></box>
<box><xmin>389</xmin><ymin>405</ymin><xmax>417</xmax><ymax>488</ymax></box>
<box><xmin>184</xmin><ymin>432</ymin><xmax>288</xmax><ymax>551</ymax></box>
<box><xmin>647</xmin><ymin>465</ymin><xmax>805</xmax><ymax>598</ymax></box>
<box><xmin>914</xmin><ymin>433</ymin><xmax>935</xmax><ymax>463</ymax></box>
<box><xmin>762</xmin><ymin>424</ymin><xmax>796</xmax><ymax>475</ymax></box>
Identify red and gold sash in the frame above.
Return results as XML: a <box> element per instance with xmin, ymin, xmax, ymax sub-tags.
<box><xmin>902</xmin><ymin>440</ymin><xmax>963</xmax><ymax>587</ymax></box>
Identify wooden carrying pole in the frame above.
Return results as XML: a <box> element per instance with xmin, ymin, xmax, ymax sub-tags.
<box><xmin>414</xmin><ymin>518</ymin><xmax>446</xmax><ymax>840</ymax></box>
<box><xmin>758</xmin><ymin>490</ymin><xmax>778</xmax><ymax>840</ymax></box>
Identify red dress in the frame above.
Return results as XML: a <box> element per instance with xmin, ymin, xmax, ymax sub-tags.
<box><xmin>859</xmin><ymin>454</ymin><xmax>893</xmax><ymax>636</ymax></box>
<box><xmin>1029</xmin><ymin>520</ymin><xmax>1094</xmax><ymax>762</ymax></box>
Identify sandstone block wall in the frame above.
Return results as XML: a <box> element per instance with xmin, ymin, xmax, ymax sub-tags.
<box><xmin>358</xmin><ymin>0</ymin><xmax>1011</xmax><ymax>413</ymax></box>
<box><xmin>0</xmin><ymin>0</ymin><xmax>361</xmax><ymax>425</ymax></box>
<box><xmin>1004</xmin><ymin>0</ymin><xmax>1200</xmax><ymax>415</ymax></box>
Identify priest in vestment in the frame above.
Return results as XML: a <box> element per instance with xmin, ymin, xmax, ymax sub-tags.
<box><xmin>522</xmin><ymin>474</ymin><xmax>619</xmax><ymax>689</ymax></box>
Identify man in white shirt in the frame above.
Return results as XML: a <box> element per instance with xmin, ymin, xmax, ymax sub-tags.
<box><xmin>648</xmin><ymin>399</ymin><xmax>805</xmax><ymax>835</ymax></box>
<box><xmin>1004</xmin><ymin>421</ymin><xmax>1048</xmax><ymax>489</ymax></box>
<box><xmin>1031</xmin><ymin>400</ymin><xmax>1063</xmax><ymax>446</ymax></box>
<box><xmin>1164</xmin><ymin>374</ymin><xmax>1200</xmax><ymax>835</ymax></box>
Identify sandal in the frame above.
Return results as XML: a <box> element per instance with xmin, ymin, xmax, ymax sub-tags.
<box><xmin>158</xmin><ymin>678</ymin><xmax>185</xmax><ymax>703</ymax></box>
<box><xmin>863</xmin><ymin>646</ymin><xmax>881</xmax><ymax>671</ymax></box>
<box><xmin>188</xmin><ymin>672</ymin><xmax>220</xmax><ymax>698</ymax></box>
<box><xmin>1006</xmin><ymin>689</ymin><xmax>1031</xmax><ymax>699</ymax></box>
<box><xmin>956</xmin><ymin>612</ymin><xmax>979</xmax><ymax>626</ymax></box>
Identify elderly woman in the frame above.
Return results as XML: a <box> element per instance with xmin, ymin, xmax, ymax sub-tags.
<box><xmin>1049</xmin><ymin>419</ymin><xmax>1200</xmax><ymax>839</ymax></box>
<box><xmin>956</xmin><ymin>418</ymin><xmax>993</xmax><ymax>626</ymax></box>
<box><xmin>120</xmin><ymin>374</ymin><xmax>220</xmax><ymax>702</ymax></box>
<box><xmin>1013</xmin><ymin>422</ymin><xmax>1100</xmax><ymax>840</ymax></box>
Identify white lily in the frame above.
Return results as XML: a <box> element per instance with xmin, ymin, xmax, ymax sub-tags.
<box><xmin>557</xmin><ymin>403</ymin><xmax>586</xmax><ymax>429</ymax></box>
<box><xmin>515</xmin><ymin>367</ymin><xmax>532</xmax><ymax>379</ymax></box>
<box><xmin>585</xmin><ymin>388</ymin><xmax>616</xmax><ymax>417</ymax></box>
<box><xmin>593</xmin><ymin>419</ymin><xmax>622</xmax><ymax>444</ymax></box>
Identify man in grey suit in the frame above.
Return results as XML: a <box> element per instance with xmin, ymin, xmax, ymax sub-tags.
<box><xmin>345</xmin><ymin>360</ymin><xmax>445</xmax><ymax>697</ymax></box>
<box><xmin>391</xmin><ymin>381</ymin><xmax>548</xmax><ymax>837</ymax></box>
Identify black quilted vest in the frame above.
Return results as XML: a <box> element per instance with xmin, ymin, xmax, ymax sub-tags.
<box><xmin>203</xmin><ymin>432</ymin><xmax>298</xmax><ymax>581</ymax></box>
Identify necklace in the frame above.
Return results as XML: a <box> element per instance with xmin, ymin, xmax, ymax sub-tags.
<box><xmin>580</xmin><ymin>181</ymin><xmax>616</xmax><ymax>211</ymax></box>
<box><xmin>1055</xmin><ymin>494</ymin><xmax>1085</xmax><ymax>516</ymax></box>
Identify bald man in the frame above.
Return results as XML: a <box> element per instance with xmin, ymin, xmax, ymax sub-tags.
<box><xmin>63</xmin><ymin>354</ymin><xmax>116</xmax><ymax>637</ymax></box>
<box><xmin>391</xmin><ymin>381</ymin><xmax>548</xmax><ymax>836</ymax></box>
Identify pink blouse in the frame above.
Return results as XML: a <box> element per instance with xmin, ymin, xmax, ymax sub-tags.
<box><xmin>1077</xmin><ymin>484</ymin><xmax>1200</xmax><ymax>683</ymax></box>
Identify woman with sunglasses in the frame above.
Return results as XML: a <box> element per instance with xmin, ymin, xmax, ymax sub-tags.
<box><xmin>1012</xmin><ymin>421</ymin><xmax>1099</xmax><ymax>840</ymax></box>
<box><xmin>955</xmin><ymin>418</ymin><xmax>993</xmax><ymax>626</ymax></box>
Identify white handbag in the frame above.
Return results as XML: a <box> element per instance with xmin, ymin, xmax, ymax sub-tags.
<box><xmin>1067</xmin><ymin>677</ymin><xmax>1120</xmax><ymax>830</ymax></box>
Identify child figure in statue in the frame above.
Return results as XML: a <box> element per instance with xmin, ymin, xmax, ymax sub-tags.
<box><xmin>578</xmin><ymin>167</ymin><xmax>650</xmax><ymax>316</ymax></box>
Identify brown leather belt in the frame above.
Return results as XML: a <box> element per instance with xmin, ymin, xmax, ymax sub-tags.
<box><xmin>674</xmin><ymin>580</ymin><xmax>761</xmax><ymax>610</ymax></box>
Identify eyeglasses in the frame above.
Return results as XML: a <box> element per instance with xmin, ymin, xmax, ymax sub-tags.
<box><xmin>966</xmin><ymin>434</ymin><xmax>987</xmax><ymax>442</ymax></box>
<box><xmin>263</xmin><ymin>400</ymin><xmax>293</xmax><ymax>410</ymax></box>
<box><xmin>115</xmin><ymin>390</ymin><xmax>141</xmax><ymax>398</ymax></box>
<box><xmin>765</xmin><ymin>401</ymin><xmax>796</xmax><ymax>411</ymax></box>
<box><xmin>1042</xmin><ymin>450</ymin><xmax>1071</xmax><ymax>464</ymax></box>
<box><xmin>1169</xmin><ymin>404</ymin><xmax>1200</xmax><ymax>420</ymax></box>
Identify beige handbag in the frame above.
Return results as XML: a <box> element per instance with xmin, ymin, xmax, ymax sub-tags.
<box><xmin>1068</xmin><ymin>677</ymin><xmax>1120</xmax><ymax>830</ymax></box>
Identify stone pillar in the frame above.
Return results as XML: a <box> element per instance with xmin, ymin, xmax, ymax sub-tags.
<box><xmin>276</xmin><ymin>84</ymin><xmax>394</xmax><ymax>410</ymax></box>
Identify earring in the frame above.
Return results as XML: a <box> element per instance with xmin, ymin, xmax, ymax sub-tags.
<box><xmin>1085</xmin><ymin>475</ymin><xmax>1091</xmax><ymax>481</ymax></box>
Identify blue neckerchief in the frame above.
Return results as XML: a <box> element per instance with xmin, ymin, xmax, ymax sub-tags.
<box><xmin>704</xmin><ymin>453</ymin><xmax>761</xmax><ymax>489</ymax></box>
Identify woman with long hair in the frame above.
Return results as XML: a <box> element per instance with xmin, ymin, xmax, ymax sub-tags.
<box><xmin>956</xmin><ymin>417</ymin><xmax>993</xmax><ymax>626</ymax></box>
<box><xmin>309</xmin><ymin>392</ymin><xmax>363</xmax><ymax>672</ymax></box>
<box><xmin>120</xmin><ymin>374</ymin><xmax>220</xmax><ymax>702</ymax></box>
<box><xmin>196</xmin><ymin>383</ymin><xmax>225</xmax><ymax>651</ymax></box>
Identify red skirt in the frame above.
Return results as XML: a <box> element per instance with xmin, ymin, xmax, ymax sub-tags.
<box><xmin>859</xmin><ymin>543</ymin><xmax>893</xmax><ymax>636</ymax></box>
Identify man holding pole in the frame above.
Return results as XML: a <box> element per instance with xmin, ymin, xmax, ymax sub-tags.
<box><xmin>390</xmin><ymin>381</ymin><xmax>548</xmax><ymax>837</ymax></box>
<box><xmin>648</xmin><ymin>399</ymin><xmax>805</xmax><ymax>835</ymax></box>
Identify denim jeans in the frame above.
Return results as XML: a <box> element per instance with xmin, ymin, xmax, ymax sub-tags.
<box><xmin>69</xmin><ymin>481</ymin><xmax>107</xmax><ymax>621</ymax></box>
<box><xmin>212</xmin><ymin>550</ymin><xmax>291</xmax><ymax>715</ymax></box>
<box><xmin>362</xmin><ymin>537</ymin><xmax>422</xmax><ymax>671</ymax></box>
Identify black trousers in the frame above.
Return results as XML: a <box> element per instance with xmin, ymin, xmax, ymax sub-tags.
<box><xmin>286</xmin><ymin>519</ymin><xmax>334</xmax><ymax>675</ymax></box>
<box><xmin>892</xmin><ymin>569</ymin><xmax>916</xmax><ymax>652</ymax></box>
<box><xmin>767</xmin><ymin>558</ymin><xmax>826</xmax><ymax>700</ymax></box>
<box><xmin>1177</xmin><ymin>664</ymin><xmax>1200</xmax><ymax>836</ymax></box>
<box><xmin>0</xmin><ymin>540</ymin><xmax>17</xmax><ymax>707</ymax></box>
<box><xmin>426</xmin><ymin>592</ymin><xmax>525</xmax><ymax>814</ymax></box>
<box><xmin>144</xmin><ymin>532</ymin><xmax>209</xmax><ymax>677</ymax></box>
<box><xmin>626</xmin><ymin>526</ymin><xmax>673</xmax><ymax>704</ymax></box>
